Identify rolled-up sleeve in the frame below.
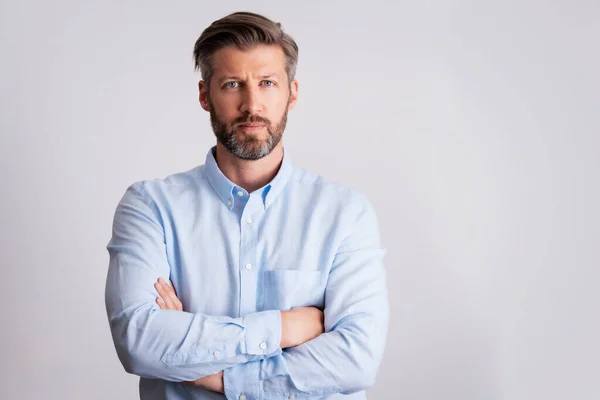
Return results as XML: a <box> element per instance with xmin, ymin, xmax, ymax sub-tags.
<box><xmin>105</xmin><ymin>183</ymin><xmax>282</xmax><ymax>382</ymax></box>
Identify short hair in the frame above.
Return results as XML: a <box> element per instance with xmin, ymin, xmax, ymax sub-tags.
<box><xmin>193</xmin><ymin>11</ymin><xmax>299</xmax><ymax>87</ymax></box>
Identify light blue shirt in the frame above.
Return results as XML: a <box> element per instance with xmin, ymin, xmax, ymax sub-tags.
<box><xmin>105</xmin><ymin>146</ymin><xmax>389</xmax><ymax>399</ymax></box>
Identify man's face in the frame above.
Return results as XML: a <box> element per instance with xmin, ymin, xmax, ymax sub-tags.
<box><xmin>199</xmin><ymin>45</ymin><xmax>298</xmax><ymax>160</ymax></box>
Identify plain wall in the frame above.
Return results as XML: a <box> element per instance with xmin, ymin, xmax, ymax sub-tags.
<box><xmin>1</xmin><ymin>0</ymin><xmax>599</xmax><ymax>399</ymax></box>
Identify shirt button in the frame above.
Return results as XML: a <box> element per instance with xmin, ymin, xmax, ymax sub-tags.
<box><xmin>245</xmin><ymin>263</ymin><xmax>252</xmax><ymax>270</ymax></box>
<box><xmin>239</xmin><ymin>395</ymin><xmax>247</xmax><ymax>400</ymax></box>
<box><xmin>213</xmin><ymin>350</ymin><xmax>220</xmax><ymax>357</ymax></box>
<box><xmin>227</xmin><ymin>200</ymin><xmax>232</xmax><ymax>206</ymax></box>
<box><xmin>259</xmin><ymin>342</ymin><xmax>267</xmax><ymax>350</ymax></box>
<box><xmin>289</xmin><ymin>395</ymin><xmax>296</xmax><ymax>400</ymax></box>
<box><xmin>246</xmin><ymin>217</ymin><xmax>253</xmax><ymax>224</ymax></box>
<box><xmin>237</xmin><ymin>191</ymin><xmax>244</xmax><ymax>197</ymax></box>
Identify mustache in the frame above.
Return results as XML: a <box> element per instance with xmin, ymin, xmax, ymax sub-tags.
<box><xmin>233</xmin><ymin>114</ymin><xmax>271</xmax><ymax>127</ymax></box>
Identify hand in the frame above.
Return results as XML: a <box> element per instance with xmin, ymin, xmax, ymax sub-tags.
<box><xmin>154</xmin><ymin>277</ymin><xmax>224</xmax><ymax>393</ymax></box>
<box><xmin>185</xmin><ymin>370</ymin><xmax>224</xmax><ymax>393</ymax></box>
<box><xmin>154</xmin><ymin>277</ymin><xmax>182</xmax><ymax>311</ymax></box>
<box><xmin>280</xmin><ymin>307</ymin><xmax>325</xmax><ymax>348</ymax></box>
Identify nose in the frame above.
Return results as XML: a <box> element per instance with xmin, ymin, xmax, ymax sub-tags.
<box><xmin>240</xmin><ymin>87</ymin><xmax>263</xmax><ymax>115</ymax></box>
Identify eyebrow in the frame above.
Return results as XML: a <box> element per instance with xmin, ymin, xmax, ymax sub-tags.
<box><xmin>259</xmin><ymin>74</ymin><xmax>280</xmax><ymax>80</ymax></box>
<box><xmin>218</xmin><ymin>76</ymin><xmax>241</xmax><ymax>83</ymax></box>
<box><xmin>217</xmin><ymin>74</ymin><xmax>281</xmax><ymax>84</ymax></box>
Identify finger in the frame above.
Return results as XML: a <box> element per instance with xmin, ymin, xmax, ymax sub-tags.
<box><xmin>155</xmin><ymin>281</ymin><xmax>177</xmax><ymax>310</ymax></box>
<box><xmin>160</xmin><ymin>278</ymin><xmax>183</xmax><ymax>311</ymax></box>
<box><xmin>154</xmin><ymin>281</ymin><xmax>172</xmax><ymax>309</ymax></box>
<box><xmin>158</xmin><ymin>278</ymin><xmax>182</xmax><ymax>311</ymax></box>
<box><xmin>155</xmin><ymin>296</ymin><xmax>167</xmax><ymax>310</ymax></box>
<box><xmin>167</xmin><ymin>279</ymin><xmax>178</xmax><ymax>296</ymax></box>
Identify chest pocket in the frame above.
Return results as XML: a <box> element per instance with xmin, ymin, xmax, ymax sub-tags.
<box><xmin>262</xmin><ymin>269</ymin><xmax>326</xmax><ymax>311</ymax></box>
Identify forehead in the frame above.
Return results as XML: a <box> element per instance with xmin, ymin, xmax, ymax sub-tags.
<box><xmin>211</xmin><ymin>45</ymin><xmax>286</xmax><ymax>78</ymax></box>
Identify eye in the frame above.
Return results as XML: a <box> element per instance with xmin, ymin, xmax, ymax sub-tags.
<box><xmin>224</xmin><ymin>81</ymin><xmax>240</xmax><ymax>89</ymax></box>
<box><xmin>262</xmin><ymin>80</ymin><xmax>275</xmax><ymax>87</ymax></box>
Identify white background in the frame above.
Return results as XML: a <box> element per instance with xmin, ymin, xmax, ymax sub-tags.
<box><xmin>1</xmin><ymin>1</ymin><xmax>599</xmax><ymax>399</ymax></box>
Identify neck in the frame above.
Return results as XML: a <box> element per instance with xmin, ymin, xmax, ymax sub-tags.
<box><xmin>214</xmin><ymin>142</ymin><xmax>284</xmax><ymax>193</ymax></box>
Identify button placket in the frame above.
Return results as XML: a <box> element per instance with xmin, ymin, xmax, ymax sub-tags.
<box><xmin>239</xmin><ymin>206</ymin><xmax>258</xmax><ymax>317</ymax></box>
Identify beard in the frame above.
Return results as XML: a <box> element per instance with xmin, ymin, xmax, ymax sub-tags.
<box><xmin>209</xmin><ymin>99</ymin><xmax>288</xmax><ymax>161</ymax></box>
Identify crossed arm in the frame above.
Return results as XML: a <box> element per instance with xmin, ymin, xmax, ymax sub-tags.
<box><xmin>153</xmin><ymin>278</ymin><xmax>325</xmax><ymax>393</ymax></box>
<box><xmin>105</xmin><ymin>185</ymin><xmax>389</xmax><ymax>398</ymax></box>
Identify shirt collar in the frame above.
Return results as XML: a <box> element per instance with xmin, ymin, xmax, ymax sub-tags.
<box><xmin>203</xmin><ymin>146</ymin><xmax>294</xmax><ymax>210</ymax></box>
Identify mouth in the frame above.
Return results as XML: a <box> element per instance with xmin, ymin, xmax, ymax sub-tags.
<box><xmin>237</xmin><ymin>123</ymin><xmax>266</xmax><ymax>132</ymax></box>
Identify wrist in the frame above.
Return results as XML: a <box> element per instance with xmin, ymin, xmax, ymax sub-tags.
<box><xmin>205</xmin><ymin>372</ymin><xmax>224</xmax><ymax>393</ymax></box>
<box><xmin>280</xmin><ymin>310</ymin><xmax>289</xmax><ymax>348</ymax></box>
<box><xmin>216</xmin><ymin>371</ymin><xmax>224</xmax><ymax>393</ymax></box>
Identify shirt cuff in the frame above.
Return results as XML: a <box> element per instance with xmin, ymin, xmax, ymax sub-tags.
<box><xmin>224</xmin><ymin>361</ymin><xmax>261</xmax><ymax>400</ymax></box>
<box><xmin>243</xmin><ymin>310</ymin><xmax>282</xmax><ymax>358</ymax></box>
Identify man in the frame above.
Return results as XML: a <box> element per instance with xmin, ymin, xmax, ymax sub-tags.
<box><xmin>105</xmin><ymin>11</ymin><xmax>389</xmax><ymax>400</ymax></box>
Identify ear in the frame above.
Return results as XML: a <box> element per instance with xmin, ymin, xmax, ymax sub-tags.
<box><xmin>287</xmin><ymin>79</ymin><xmax>299</xmax><ymax>111</ymax></box>
<box><xmin>199</xmin><ymin>80</ymin><xmax>210</xmax><ymax>111</ymax></box>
